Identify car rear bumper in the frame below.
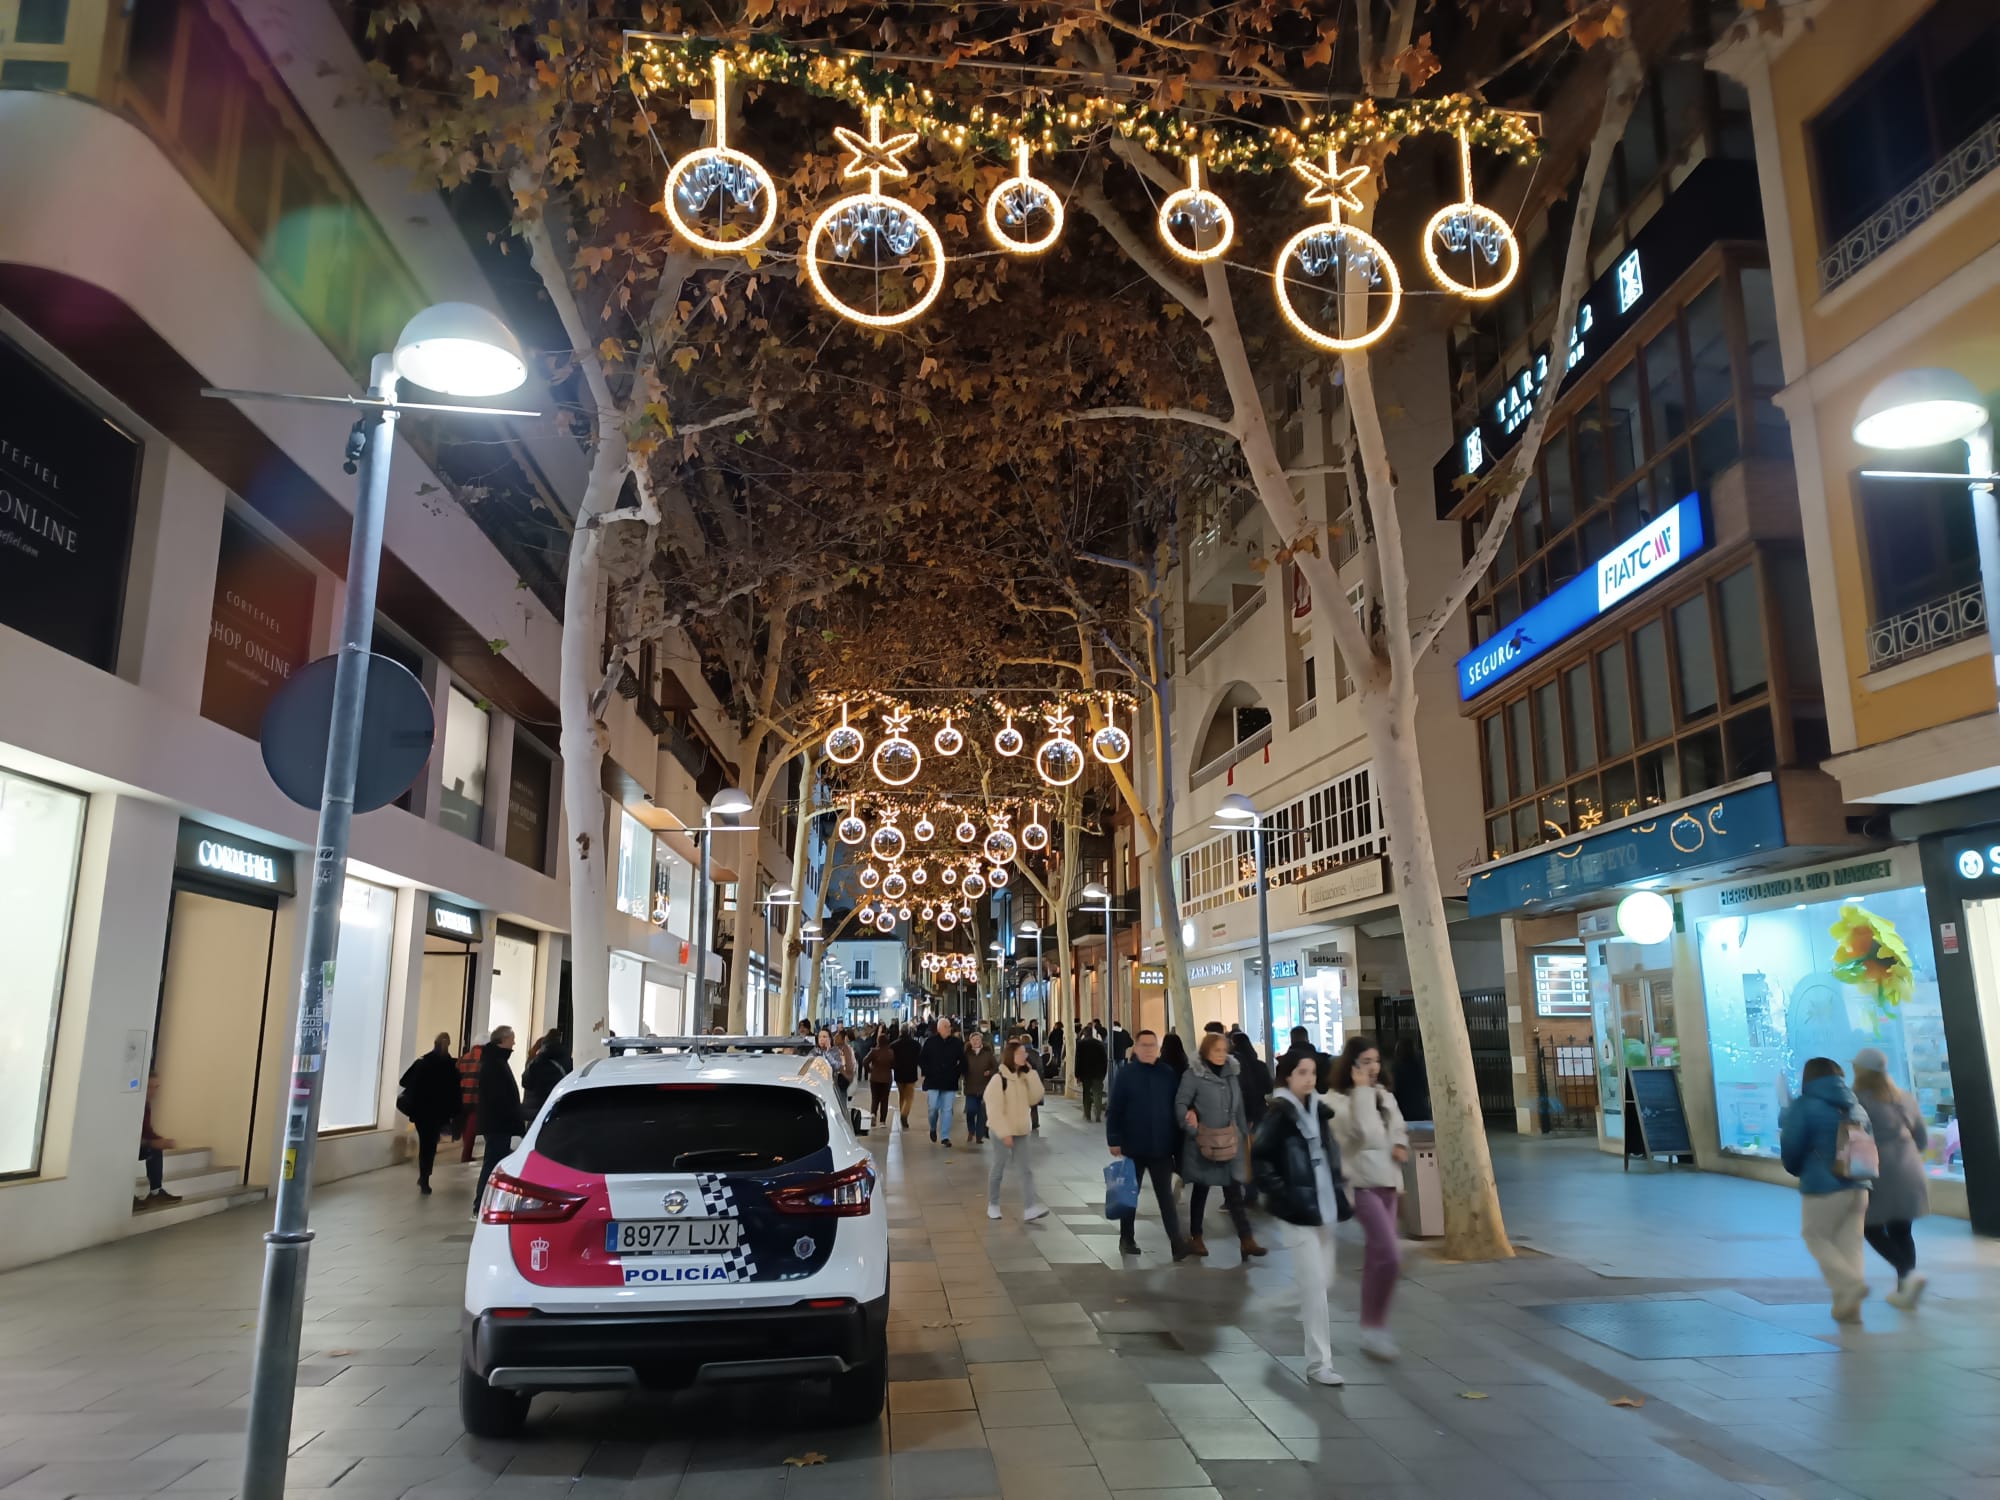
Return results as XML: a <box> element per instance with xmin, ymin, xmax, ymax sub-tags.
<box><xmin>462</xmin><ymin>1294</ymin><xmax>889</xmax><ymax>1393</ymax></box>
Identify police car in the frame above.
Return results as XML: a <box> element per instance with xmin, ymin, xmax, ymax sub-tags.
<box><xmin>460</xmin><ymin>1036</ymin><xmax>888</xmax><ymax>1436</ymax></box>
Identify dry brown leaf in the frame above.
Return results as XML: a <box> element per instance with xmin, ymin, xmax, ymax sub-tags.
<box><xmin>1458</xmin><ymin>1390</ymin><xmax>1489</xmax><ymax>1400</ymax></box>
<box><xmin>1609</xmin><ymin>1394</ymin><xmax>1646</xmax><ymax>1409</ymax></box>
<box><xmin>783</xmin><ymin>1452</ymin><xmax>828</xmax><ymax>1467</ymax></box>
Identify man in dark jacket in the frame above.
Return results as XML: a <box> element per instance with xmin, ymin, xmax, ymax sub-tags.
<box><xmin>892</xmin><ymin>1025</ymin><xmax>923</xmax><ymax>1130</ymax></box>
<box><xmin>521</xmin><ymin>1030</ymin><xmax>570</xmax><ymax>1118</ymax></box>
<box><xmin>398</xmin><ymin>1032</ymin><xmax>462</xmax><ymax>1195</ymax></box>
<box><xmin>1104</xmin><ymin>1030</ymin><xmax>1188</xmax><ymax>1259</ymax></box>
<box><xmin>919</xmin><ymin>1018</ymin><xmax>967</xmax><ymax>1147</ymax></box>
<box><xmin>474</xmin><ymin>1027</ymin><xmax>526</xmax><ymax>1210</ymax></box>
<box><xmin>1074</xmin><ymin>1026</ymin><xmax>1110</xmax><ymax>1123</ymax></box>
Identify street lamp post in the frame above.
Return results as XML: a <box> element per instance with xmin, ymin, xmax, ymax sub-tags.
<box><xmin>1020</xmin><ymin>919</ymin><xmax>1043</xmax><ymax>1023</ymax></box>
<box><xmin>238</xmin><ymin>305</ymin><xmax>528</xmax><ymax>1500</ymax></box>
<box><xmin>686</xmin><ymin>785</ymin><xmax>752</xmax><ymax>1031</ymax></box>
<box><xmin>1217</xmin><ymin>794</ymin><xmax>1275</xmax><ymax>1064</ymax></box>
<box><xmin>1082</xmin><ymin>881</ymin><xmax>1115</xmax><ymax>1032</ymax></box>
<box><xmin>1853</xmin><ymin>368</ymin><xmax>2000</xmax><ymax>694</ymax></box>
<box><xmin>762</xmin><ymin>883</ymin><xmax>795</xmax><ymax>1035</ymax></box>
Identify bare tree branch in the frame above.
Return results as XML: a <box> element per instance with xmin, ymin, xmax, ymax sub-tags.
<box><xmin>1071</xmin><ymin>405</ymin><xmax>1239</xmax><ymax>438</ymax></box>
<box><xmin>1072</xmin><ymin>178</ymin><xmax>1209</xmax><ymax>319</ymax></box>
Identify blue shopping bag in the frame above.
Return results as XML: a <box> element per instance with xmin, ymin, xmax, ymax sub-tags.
<box><xmin>1103</xmin><ymin>1157</ymin><xmax>1140</xmax><ymax>1219</ymax></box>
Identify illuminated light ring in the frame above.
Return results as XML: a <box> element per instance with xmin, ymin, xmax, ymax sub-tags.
<box><xmin>1420</xmin><ymin>128</ymin><xmax>1519</xmax><ymax>301</ymax></box>
<box><xmin>1092</xmin><ymin>724</ymin><xmax>1132</xmax><ymax>765</ymax></box>
<box><xmin>984</xmin><ymin>829</ymin><xmax>1018</xmax><ymax>866</ymax></box>
<box><xmin>1670</xmin><ymin>813</ymin><xmax>1705</xmax><ymax>854</ymax></box>
<box><xmin>1036</xmin><ymin>736</ymin><xmax>1086</xmax><ymax>787</ymax></box>
<box><xmin>1157</xmin><ymin>158</ymin><xmax>1234</xmax><ymax>263</ymax></box>
<box><xmin>804</xmin><ymin>191</ymin><xmax>946</xmax><ymax>329</ymax></box>
<box><xmin>984</xmin><ymin>140</ymin><xmax>1064</xmax><ymax>255</ymax></box>
<box><xmin>941</xmin><ymin>866</ymin><xmax>960</xmax><ymax>887</ymax></box>
<box><xmin>1273</xmin><ymin>222</ymin><xmax>1403</xmax><ymax>352</ymax></box>
<box><xmin>662</xmin><ymin>59</ymin><xmax>779</xmax><ymax>255</ymax></box>
<box><xmin>955</xmin><ymin>818</ymin><xmax>978</xmax><ymax>844</ymax></box>
<box><xmin>898</xmin><ymin>905</ymin><xmax>912</xmax><ymax>921</ymax></box>
<box><xmin>995</xmin><ymin>714</ymin><xmax>1025</xmax><ymax>757</ymax></box>
<box><xmin>989</xmin><ymin>865</ymin><xmax>1010</xmax><ymax>889</ymax></box>
<box><xmin>937</xmin><ymin>908</ymin><xmax>958</xmax><ymax>931</ymax></box>
<box><xmin>870</xmin><ymin>825</ymin><xmax>906</xmax><ymax>861</ymax></box>
<box><xmin>871</xmin><ymin>735</ymin><xmax>922</xmax><ymax>787</ymax></box>
<box><xmin>875</xmin><ymin>909</ymin><xmax>898</xmax><ymax>932</ymax></box>
<box><xmin>921</xmin><ymin>903</ymin><xmax>936</xmax><ymax>921</ymax></box>
<box><xmin>859</xmin><ymin>865</ymin><xmax>881</xmax><ymax>890</ymax></box>
<box><xmin>934</xmin><ymin>718</ymin><xmax>965</xmax><ymax>756</ymax></box>
<box><xmin>962</xmin><ymin>871</ymin><xmax>987</xmax><ymax>899</ymax></box>
<box><xmin>824</xmin><ymin>703</ymin><xmax>864</xmax><ymax>765</ymax></box>
<box><xmin>911</xmin><ymin>864</ymin><xmax>929</xmax><ymax>885</ymax></box>
<box><xmin>882</xmin><ymin>871</ymin><xmax>908</xmax><ymax>900</ymax></box>
<box><xmin>837</xmin><ymin>813</ymin><xmax>866</xmax><ymax>845</ymax></box>
<box><xmin>1020</xmin><ymin>813</ymin><xmax>1050</xmax><ymax>852</ymax></box>
<box><xmin>1707</xmin><ymin>803</ymin><xmax>1728</xmax><ymax>835</ymax></box>
<box><xmin>914</xmin><ymin>816</ymin><xmax>935</xmax><ymax>842</ymax></box>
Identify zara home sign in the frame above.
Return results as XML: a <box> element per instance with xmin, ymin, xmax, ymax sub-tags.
<box><xmin>1457</xmin><ymin>493</ymin><xmax>1705</xmax><ymax>702</ymax></box>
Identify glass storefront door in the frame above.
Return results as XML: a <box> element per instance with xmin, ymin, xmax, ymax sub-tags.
<box><xmin>0</xmin><ymin>770</ymin><xmax>87</xmax><ymax>1178</ymax></box>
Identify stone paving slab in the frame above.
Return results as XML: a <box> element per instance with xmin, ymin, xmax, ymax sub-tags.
<box><xmin>5</xmin><ymin>1103</ymin><xmax>2000</xmax><ymax>1498</ymax></box>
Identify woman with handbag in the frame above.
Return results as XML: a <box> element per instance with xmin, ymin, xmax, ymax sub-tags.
<box><xmin>1328</xmin><ymin>1035</ymin><xmax>1410</xmax><ymax>1360</ymax></box>
<box><xmin>1175</xmin><ymin>1032</ymin><xmax>1268</xmax><ymax>1261</ymax></box>
<box><xmin>1252</xmin><ymin>1051</ymin><xmax>1348</xmax><ymax>1385</ymax></box>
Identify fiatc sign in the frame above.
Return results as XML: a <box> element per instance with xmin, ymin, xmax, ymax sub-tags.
<box><xmin>1457</xmin><ymin>494</ymin><xmax>1704</xmax><ymax>701</ymax></box>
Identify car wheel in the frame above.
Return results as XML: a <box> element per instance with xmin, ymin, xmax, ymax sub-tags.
<box><xmin>459</xmin><ymin>1361</ymin><xmax>531</xmax><ymax>1439</ymax></box>
<box><xmin>824</xmin><ymin>1347</ymin><xmax>887</xmax><ymax>1425</ymax></box>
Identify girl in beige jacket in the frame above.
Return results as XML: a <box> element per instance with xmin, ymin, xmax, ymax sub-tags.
<box><xmin>984</xmin><ymin>1038</ymin><xmax>1048</xmax><ymax>1222</ymax></box>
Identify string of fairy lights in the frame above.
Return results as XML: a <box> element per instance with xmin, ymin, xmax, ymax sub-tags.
<box><xmin>625</xmin><ymin>34</ymin><xmax>1539</xmax><ymax>345</ymax></box>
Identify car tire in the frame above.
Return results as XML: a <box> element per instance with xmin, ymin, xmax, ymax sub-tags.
<box><xmin>824</xmin><ymin>1347</ymin><xmax>888</xmax><ymax>1425</ymax></box>
<box><xmin>459</xmin><ymin>1361</ymin><xmax>531</xmax><ymax>1439</ymax></box>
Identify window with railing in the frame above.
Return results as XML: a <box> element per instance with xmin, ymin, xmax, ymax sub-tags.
<box><xmin>1475</xmin><ymin>561</ymin><xmax>1782</xmax><ymax>861</ymax></box>
<box><xmin>1810</xmin><ymin>0</ymin><xmax>2000</xmax><ymax>293</ymax></box>
<box><xmin>1856</xmin><ymin>444</ymin><xmax>1984</xmax><ymax>670</ymax></box>
<box><xmin>1179</xmin><ymin>764</ymin><xmax>1383</xmax><ymax>916</ymax></box>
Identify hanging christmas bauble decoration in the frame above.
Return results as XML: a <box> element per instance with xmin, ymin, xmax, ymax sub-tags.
<box><xmin>1091</xmin><ymin>692</ymin><xmax>1132</xmax><ymax>765</ymax></box>
<box><xmin>962</xmin><ymin>868</ymin><xmax>988</xmax><ymax>899</ymax></box>
<box><xmin>984</xmin><ymin>139</ymin><xmax>1064</xmax><ymax>255</ymax></box>
<box><xmin>859</xmin><ymin>864</ymin><xmax>881</xmax><ymax>890</ymax></box>
<box><xmin>805</xmin><ymin>104</ymin><xmax>945</xmax><ymax>328</ymax></box>
<box><xmin>911</xmin><ymin>864</ymin><xmax>929</xmax><ymax>886</ymax></box>
<box><xmin>990</xmin><ymin>865</ymin><xmax>1011</xmax><ymax>889</ymax></box>
<box><xmin>1422</xmin><ymin>127</ymin><xmax>1520</xmax><ymax>301</ymax></box>
<box><xmin>914</xmin><ymin>814</ymin><xmax>935</xmax><ymax>842</ymax></box>
<box><xmin>1275</xmin><ymin>148</ymin><xmax>1402</xmax><ymax>352</ymax></box>
<box><xmin>958</xmin><ymin>903</ymin><xmax>972</xmax><ymax>921</ymax></box>
<box><xmin>875</xmin><ymin>908</ymin><xmax>898</xmax><ymax>932</ymax></box>
<box><xmin>1158</xmin><ymin>157</ymin><xmax>1234</xmax><ymax>262</ymax></box>
<box><xmin>1021</xmin><ymin>802</ymin><xmax>1050</xmax><ymax>852</ymax></box>
<box><xmin>857</xmin><ymin>903</ymin><xmax>876</xmax><ymax>923</ymax></box>
<box><xmin>955</xmin><ymin>816</ymin><xmax>978</xmax><ymax>844</ymax></box>
<box><xmin>898</xmin><ymin>904</ymin><xmax>912</xmax><ymax>922</ymax></box>
<box><xmin>871</xmin><ymin>706</ymin><xmax>922</xmax><ymax>787</ymax></box>
<box><xmin>836</xmin><ymin>796</ymin><xmax>866</xmax><ymax>845</ymax></box>
<box><xmin>882</xmin><ymin>870</ymin><xmax>908</xmax><ymax>900</ymax></box>
<box><xmin>941</xmin><ymin>865</ymin><xmax>959</xmax><ymax>887</ymax></box>
<box><xmin>824</xmin><ymin>702</ymin><xmax>865</xmax><ymax>765</ymax></box>
<box><xmin>937</xmin><ymin>908</ymin><xmax>958</xmax><ymax>931</ymax></box>
<box><xmin>663</xmin><ymin>57</ymin><xmax>779</xmax><ymax>255</ymax></box>
<box><xmin>1035</xmin><ymin>706</ymin><xmax>1086</xmax><ymax>787</ymax></box>
<box><xmin>921</xmin><ymin>903</ymin><xmax>936</xmax><ymax>922</ymax></box>
<box><xmin>870</xmin><ymin>814</ymin><xmax>907</xmax><ymax>862</ymax></box>
<box><xmin>983</xmin><ymin>812</ymin><xmax>1018</xmax><ymax>867</ymax></box>
<box><xmin>934</xmin><ymin>714</ymin><xmax>964</xmax><ymax>757</ymax></box>
<box><xmin>995</xmin><ymin>709</ymin><xmax>1025</xmax><ymax>758</ymax></box>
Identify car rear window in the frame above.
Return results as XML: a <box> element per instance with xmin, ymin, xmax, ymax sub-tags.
<box><xmin>534</xmin><ymin>1084</ymin><xmax>829</xmax><ymax>1174</ymax></box>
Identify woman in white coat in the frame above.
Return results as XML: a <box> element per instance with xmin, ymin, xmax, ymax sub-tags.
<box><xmin>1327</xmin><ymin>1035</ymin><xmax>1409</xmax><ymax>1360</ymax></box>
<box><xmin>984</xmin><ymin>1038</ymin><xmax>1049</xmax><ymax>1222</ymax></box>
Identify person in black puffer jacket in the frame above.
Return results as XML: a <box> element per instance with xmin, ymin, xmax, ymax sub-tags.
<box><xmin>474</xmin><ymin>1027</ymin><xmax>527</xmax><ymax>1210</ymax></box>
<box><xmin>397</xmin><ymin>1032</ymin><xmax>462</xmax><ymax>1195</ymax></box>
<box><xmin>1252</xmin><ymin>1051</ymin><xmax>1348</xmax><ymax>1387</ymax></box>
<box><xmin>521</xmin><ymin>1030</ymin><xmax>570</xmax><ymax>1119</ymax></box>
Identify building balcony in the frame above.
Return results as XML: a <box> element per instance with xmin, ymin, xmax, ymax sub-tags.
<box><xmin>1866</xmin><ymin>582</ymin><xmax>1985</xmax><ymax>673</ymax></box>
<box><xmin>1819</xmin><ymin>112</ymin><xmax>2000</xmax><ymax>296</ymax></box>
<box><xmin>1184</xmin><ymin>587</ymin><xmax>1266</xmax><ymax>671</ymax></box>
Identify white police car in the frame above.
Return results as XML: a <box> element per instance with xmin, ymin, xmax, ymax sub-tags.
<box><xmin>460</xmin><ymin>1036</ymin><xmax>888</xmax><ymax>1436</ymax></box>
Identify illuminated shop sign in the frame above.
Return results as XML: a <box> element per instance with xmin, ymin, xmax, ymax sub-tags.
<box><xmin>427</xmin><ymin>898</ymin><xmax>479</xmax><ymax>939</ymax></box>
<box><xmin>1456</xmin><ymin>493</ymin><xmax>1704</xmax><ymax>701</ymax></box>
<box><xmin>174</xmin><ymin>819</ymin><xmax>297</xmax><ymax>895</ymax></box>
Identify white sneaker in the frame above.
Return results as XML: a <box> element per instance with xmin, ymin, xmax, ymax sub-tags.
<box><xmin>1359</xmin><ymin>1327</ymin><xmax>1399</xmax><ymax>1362</ymax></box>
<box><xmin>1886</xmin><ymin>1274</ymin><xmax>1927</xmax><ymax>1309</ymax></box>
<box><xmin>1307</xmin><ymin>1365</ymin><xmax>1345</xmax><ymax>1387</ymax></box>
<box><xmin>987</xmin><ymin>1204</ymin><xmax>1003</xmax><ymax>1220</ymax></box>
<box><xmin>1023</xmin><ymin>1203</ymin><xmax>1049</xmax><ymax>1222</ymax></box>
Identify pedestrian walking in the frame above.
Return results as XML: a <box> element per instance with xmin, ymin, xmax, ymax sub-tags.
<box><xmin>456</xmin><ymin>1038</ymin><xmax>483</xmax><ymax>1162</ymax></box>
<box><xmin>1252</xmin><ymin>1051</ymin><xmax>1348</xmax><ymax>1386</ymax></box>
<box><xmin>1013</xmin><ymin>1030</ymin><xmax>1046</xmax><ymax>1133</ymax></box>
<box><xmin>473</xmin><ymin>1026</ymin><xmax>526</xmax><ymax>1211</ymax></box>
<box><xmin>1278</xmin><ymin>1025</ymin><xmax>1330</xmax><ymax>1096</ymax></box>
<box><xmin>1228</xmin><ymin>1030</ymin><xmax>1272</xmax><ymax>1207</ymax></box>
<box><xmin>1160</xmin><ymin>1031</ymin><xmax>1190</xmax><ymax>1078</ymax></box>
<box><xmin>1048</xmin><ymin>1021</ymin><xmax>1066</xmax><ymax>1084</ymax></box>
<box><xmin>868</xmin><ymin>1023</ymin><xmax>897</xmax><ymax>1124</ymax></box>
<box><xmin>398</xmin><ymin>1032</ymin><xmax>462</xmax><ymax>1195</ymax></box>
<box><xmin>919</xmin><ymin>1017</ymin><xmax>966</xmax><ymax>1147</ymax></box>
<box><xmin>521</xmin><ymin>1030</ymin><xmax>569</xmax><ymax>1119</ymax></box>
<box><xmin>986</xmin><ymin>1038</ymin><xmax>1049</xmax><ymax>1221</ymax></box>
<box><xmin>1104</xmin><ymin>1029</ymin><xmax>1190</xmax><ymax>1260</ymax></box>
<box><xmin>1853</xmin><ymin>1046</ymin><xmax>1929</xmax><ymax>1308</ymax></box>
<box><xmin>1074</xmin><ymin>1024</ymin><xmax>1110</xmax><ymax>1122</ymax></box>
<box><xmin>964</xmin><ymin>1029</ymin><xmax>998</xmax><ymax>1144</ymax></box>
<box><xmin>1176</xmin><ymin>1032</ymin><xmax>1267</xmax><ymax>1261</ymax></box>
<box><xmin>1781</xmin><ymin>1056</ymin><xmax>1875</xmax><ymax>1323</ymax></box>
<box><xmin>1327</xmin><ymin>1035</ymin><xmax>1409</xmax><ymax>1360</ymax></box>
<box><xmin>892</xmin><ymin>1023</ymin><xmax>922</xmax><ymax>1129</ymax></box>
<box><xmin>1110</xmin><ymin>1020</ymin><xmax>1133</xmax><ymax>1073</ymax></box>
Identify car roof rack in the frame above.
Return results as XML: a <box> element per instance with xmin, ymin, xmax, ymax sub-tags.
<box><xmin>601</xmin><ymin>1034</ymin><xmax>812</xmax><ymax>1057</ymax></box>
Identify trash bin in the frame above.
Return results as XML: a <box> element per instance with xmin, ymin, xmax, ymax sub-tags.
<box><xmin>1398</xmin><ymin>1122</ymin><xmax>1444</xmax><ymax>1238</ymax></box>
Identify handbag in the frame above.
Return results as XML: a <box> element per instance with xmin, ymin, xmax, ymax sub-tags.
<box><xmin>1196</xmin><ymin>1123</ymin><xmax>1241</xmax><ymax>1163</ymax></box>
<box><xmin>1104</xmin><ymin>1157</ymin><xmax>1140</xmax><ymax>1219</ymax></box>
<box><xmin>1835</xmin><ymin>1112</ymin><xmax>1880</xmax><ymax>1181</ymax></box>
<box><xmin>395</xmin><ymin>1087</ymin><xmax>415</xmax><ymax>1121</ymax></box>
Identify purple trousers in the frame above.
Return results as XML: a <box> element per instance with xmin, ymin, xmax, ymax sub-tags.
<box><xmin>1350</xmin><ymin>1185</ymin><xmax>1401</xmax><ymax>1329</ymax></box>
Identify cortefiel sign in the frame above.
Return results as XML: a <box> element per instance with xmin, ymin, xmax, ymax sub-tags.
<box><xmin>174</xmin><ymin>819</ymin><xmax>297</xmax><ymax>895</ymax></box>
<box><xmin>1457</xmin><ymin>494</ymin><xmax>1704</xmax><ymax>701</ymax></box>
<box><xmin>426</xmin><ymin>897</ymin><xmax>480</xmax><ymax>939</ymax></box>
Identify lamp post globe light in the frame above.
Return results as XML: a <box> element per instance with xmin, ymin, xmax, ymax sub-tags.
<box><xmin>242</xmin><ymin>305</ymin><xmax>525</xmax><ymax>1500</ymax></box>
<box><xmin>1082</xmin><ymin>881</ymin><xmax>1115</xmax><ymax>1030</ymax></box>
<box><xmin>1853</xmin><ymin>368</ymin><xmax>1999</xmax><ymax>694</ymax></box>
<box><xmin>1215</xmin><ymin>794</ymin><xmax>1276</xmax><ymax>1062</ymax></box>
<box><xmin>687</xmin><ymin>784</ymin><xmax>755</xmax><ymax>1035</ymax></box>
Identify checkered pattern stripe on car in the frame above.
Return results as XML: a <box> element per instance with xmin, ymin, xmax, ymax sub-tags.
<box><xmin>695</xmin><ymin>1172</ymin><xmax>757</xmax><ymax>1281</ymax></box>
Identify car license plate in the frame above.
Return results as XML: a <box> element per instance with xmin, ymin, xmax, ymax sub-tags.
<box><xmin>606</xmin><ymin>1218</ymin><xmax>741</xmax><ymax>1256</ymax></box>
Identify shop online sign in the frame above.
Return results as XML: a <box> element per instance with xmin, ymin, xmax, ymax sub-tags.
<box><xmin>1457</xmin><ymin>494</ymin><xmax>1705</xmax><ymax>701</ymax></box>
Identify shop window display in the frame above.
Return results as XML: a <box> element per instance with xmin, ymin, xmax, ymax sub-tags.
<box><xmin>0</xmin><ymin>771</ymin><xmax>87</xmax><ymax>1178</ymax></box>
<box><xmin>1699</xmin><ymin>887</ymin><xmax>1960</xmax><ymax>1177</ymax></box>
<box><xmin>320</xmin><ymin>877</ymin><xmax>397</xmax><ymax>1132</ymax></box>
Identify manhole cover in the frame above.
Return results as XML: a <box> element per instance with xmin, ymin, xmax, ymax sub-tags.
<box><xmin>1534</xmin><ymin>1299</ymin><xmax>1835</xmax><ymax>1358</ymax></box>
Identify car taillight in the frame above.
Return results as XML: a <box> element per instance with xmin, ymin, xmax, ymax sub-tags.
<box><xmin>480</xmin><ymin>1172</ymin><xmax>587</xmax><ymax>1224</ymax></box>
<box><xmin>770</xmin><ymin>1160</ymin><xmax>875</xmax><ymax>1217</ymax></box>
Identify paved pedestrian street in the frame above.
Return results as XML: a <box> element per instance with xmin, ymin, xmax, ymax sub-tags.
<box><xmin>5</xmin><ymin>1105</ymin><xmax>2000</xmax><ymax>1500</ymax></box>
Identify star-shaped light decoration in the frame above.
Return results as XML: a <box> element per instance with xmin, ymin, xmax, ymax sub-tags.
<box><xmin>880</xmin><ymin>704</ymin><xmax>915</xmax><ymax>738</ymax></box>
<box><xmin>1294</xmin><ymin>149</ymin><xmax>1371</xmax><ymax>222</ymax></box>
<box><xmin>835</xmin><ymin>105</ymin><xmax>920</xmax><ymax>190</ymax></box>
